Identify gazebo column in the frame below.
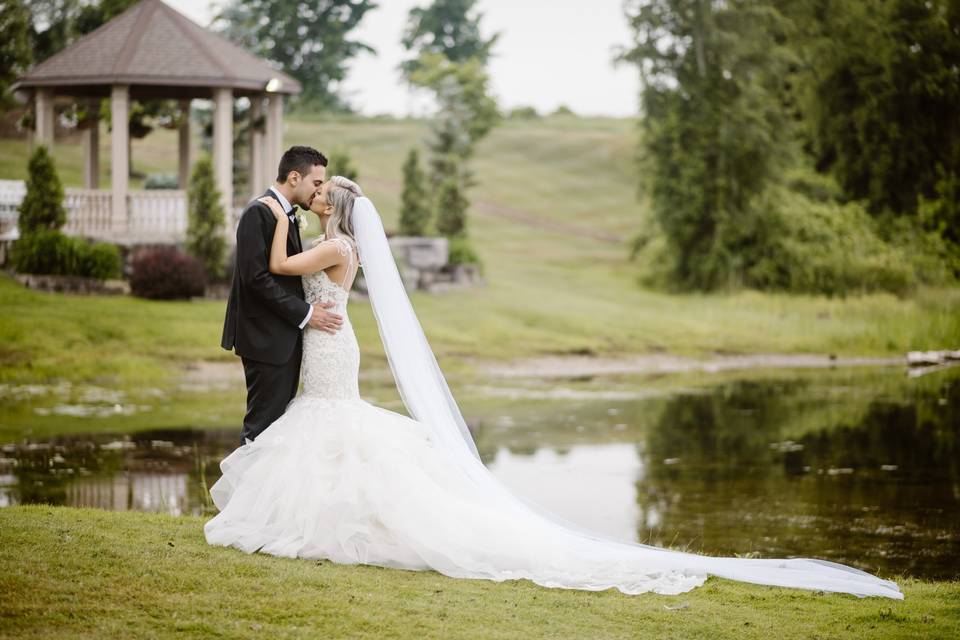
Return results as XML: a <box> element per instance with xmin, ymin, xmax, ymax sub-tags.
<box><xmin>35</xmin><ymin>88</ymin><xmax>55</xmax><ymax>150</ymax></box>
<box><xmin>213</xmin><ymin>87</ymin><xmax>233</xmax><ymax>215</ymax></box>
<box><xmin>265</xmin><ymin>94</ymin><xmax>284</xmax><ymax>182</ymax></box>
<box><xmin>82</xmin><ymin>107</ymin><xmax>99</xmax><ymax>189</ymax></box>
<box><xmin>178</xmin><ymin>99</ymin><xmax>191</xmax><ymax>190</ymax></box>
<box><xmin>110</xmin><ymin>85</ymin><xmax>129</xmax><ymax>234</ymax></box>
<box><xmin>249</xmin><ymin>96</ymin><xmax>265</xmax><ymax>196</ymax></box>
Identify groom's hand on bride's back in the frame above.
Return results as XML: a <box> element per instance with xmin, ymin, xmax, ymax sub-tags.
<box><xmin>308</xmin><ymin>301</ymin><xmax>343</xmax><ymax>334</ymax></box>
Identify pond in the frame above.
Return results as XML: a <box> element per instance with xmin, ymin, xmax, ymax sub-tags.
<box><xmin>1</xmin><ymin>365</ymin><xmax>957</xmax><ymax>581</ymax></box>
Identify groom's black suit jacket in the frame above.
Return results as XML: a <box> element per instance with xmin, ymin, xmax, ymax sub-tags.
<box><xmin>221</xmin><ymin>190</ymin><xmax>310</xmax><ymax>366</ymax></box>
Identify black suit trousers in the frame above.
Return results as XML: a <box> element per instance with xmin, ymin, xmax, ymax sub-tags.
<box><xmin>239</xmin><ymin>337</ymin><xmax>303</xmax><ymax>445</ymax></box>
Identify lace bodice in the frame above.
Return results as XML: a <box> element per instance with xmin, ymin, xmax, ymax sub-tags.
<box><xmin>300</xmin><ymin>259</ymin><xmax>360</xmax><ymax>401</ymax></box>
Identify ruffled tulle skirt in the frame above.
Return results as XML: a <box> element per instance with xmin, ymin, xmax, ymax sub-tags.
<box><xmin>204</xmin><ymin>396</ymin><xmax>902</xmax><ymax>599</ymax></box>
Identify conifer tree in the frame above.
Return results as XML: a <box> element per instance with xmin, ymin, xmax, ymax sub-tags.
<box><xmin>399</xmin><ymin>148</ymin><xmax>430</xmax><ymax>236</ymax></box>
<box><xmin>186</xmin><ymin>158</ymin><xmax>227</xmax><ymax>280</ymax></box>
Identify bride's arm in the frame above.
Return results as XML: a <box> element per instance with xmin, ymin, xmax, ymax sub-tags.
<box><xmin>261</xmin><ymin>197</ymin><xmax>347</xmax><ymax>276</ymax></box>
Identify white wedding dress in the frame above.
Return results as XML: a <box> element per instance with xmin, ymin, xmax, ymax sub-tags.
<box><xmin>205</xmin><ymin>201</ymin><xmax>902</xmax><ymax>600</ymax></box>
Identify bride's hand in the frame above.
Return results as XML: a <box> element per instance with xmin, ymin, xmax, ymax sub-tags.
<box><xmin>258</xmin><ymin>196</ymin><xmax>287</xmax><ymax>222</ymax></box>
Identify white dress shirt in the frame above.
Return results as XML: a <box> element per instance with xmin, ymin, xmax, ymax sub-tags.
<box><xmin>268</xmin><ymin>186</ymin><xmax>313</xmax><ymax>329</ymax></box>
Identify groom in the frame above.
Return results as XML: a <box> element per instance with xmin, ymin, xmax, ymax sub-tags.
<box><xmin>221</xmin><ymin>145</ymin><xmax>343</xmax><ymax>445</ymax></box>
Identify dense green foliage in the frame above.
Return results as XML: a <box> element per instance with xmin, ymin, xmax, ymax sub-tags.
<box><xmin>446</xmin><ymin>233</ymin><xmax>481</xmax><ymax>266</ymax></box>
<box><xmin>400</xmin><ymin>0</ymin><xmax>499</xmax><ymax>79</ymax></box>
<box><xmin>783</xmin><ymin>0</ymin><xmax>960</xmax><ymax>220</ymax></box>
<box><xmin>12</xmin><ymin>230</ymin><xmax>121</xmax><ymax>280</ymax></box>
<box><xmin>621</xmin><ymin>0</ymin><xmax>960</xmax><ymax>294</ymax></box>
<box><xmin>216</xmin><ymin>0</ymin><xmax>376</xmax><ymax>110</ymax></box>
<box><xmin>622</xmin><ymin>0</ymin><xmax>793</xmax><ymax>290</ymax></box>
<box><xmin>18</xmin><ymin>145</ymin><xmax>65</xmax><ymax>233</ymax></box>
<box><xmin>435</xmin><ymin>169</ymin><xmax>468</xmax><ymax>237</ymax></box>
<box><xmin>0</xmin><ymin>0</ymin><xmax>31</xmax><ymax>113</ymax></box>
<box><xmin>186</xmin><ymin>158</ymin><xmax>227</xmax><ymax>281</ymax></box>
<box><xmin>399</xmin><ymin>147</ymin><xmax>430</xmax><ymax>236</ymax></box>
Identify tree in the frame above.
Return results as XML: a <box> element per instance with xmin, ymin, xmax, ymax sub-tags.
<box><xmin>781</xmin><ymin>0</ymin><xmax>960</xmax><ymax>218</ymax></box>
<box><xmin>400</xmin><ymin>0</ymin><xmax>499</xmax><ymax>79</ymax></box>
<box><xmin>24</xmin><ymin>0</ymin><xmax>79</xmax><ymax>63</ymax></box>
<box><xmin>410</xmin><ymin>54</ymin><xmax>498</xmax><ymax>152</ymax></box>
<box><xmin>399</xmin><ymin>148</ymin><xmax>430</xmax><ymax>236</ymax></box>
<box><xmin>401</xmin><ymin>1</ymin><xmax>498</xmax><ymax>260</ymax></box>
<box><xmin>0</xmin><ymin>0</ymin><xmax>32</xmax><ymax>113</ymax></box>
<box><xmin>186</xmin><ymin>158</ymin><xmax>227</xmax><ymax>281</ymax></box>
<box><xmin>434</xmin><ymin>166</ymin><xmax>468</xmax><ymax>238</ymax></box>
<box><xmin>19</xmin><ymin>145</ymin><xmax>65</xmax><ymax>233</ymax></box>
<box><xmin>619</xmin><ymin>0</ymin><xmax>793</xmax><ymax>289</ymax></box>
<box><xmin>327</xmin><ymin>148</ymin><xmax>359</xmax><ymax>181</ymax></box>
<box><xmin>216</xmin><ymin>0</ymin><xmax>377</xmax><ymax>110</ymax></box>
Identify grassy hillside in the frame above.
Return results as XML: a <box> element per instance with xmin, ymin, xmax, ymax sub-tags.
<box><xmin>1</xmin><ymin>116</ymin><xmax>958</xmax><ymax>390</ymax></box>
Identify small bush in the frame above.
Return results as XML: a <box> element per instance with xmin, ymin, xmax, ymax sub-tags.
<box><xmin>11</xmin><ymin>230</ymin><xmax>78</xmax><ymax>275</ymax></box>
<box><xmin>11</xmin><ymin>231</ymin><xmax>121</xmax><ymax>280</ymax></box>
<box><xmin>508</xmin><ymin>106</ymin><xmax>540</xmax><ymax>119</ymax></box>
<box><xmin>447</xmin><ymin>235</ymin><xmax>481</xmax><ymax>266</ymax></box>
<box><xmin>145</xmin><ymin>173</ymin><xmax>179</xmax><ymax>190</ymax></box>
<box><xmin>77</xmin><ymin>242</ymin><xmax>122</xmax><ymax>280</ymax></box>
<box><xmin>130</xmin><ymin>246</ymin><xmax>206</xmax><ymax>299</ymax></box>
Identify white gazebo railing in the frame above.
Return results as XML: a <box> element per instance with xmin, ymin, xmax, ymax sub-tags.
<box><xmin>63</xmin><ymin>189</ymin><xmax>113</xmax><ymax>238</ymax></box>
<box><xmin>0</xmin><ymin>179</ymin><xmax>241</xmax><ymax>245</ymax></box>
<box><xmin>0</xmin><ymin>180</ymin><xmax>25</xmax><ymax>240</ymax></box>
<box><xmin>128</xmin><ymin>190</ymin><xmax>188</xmax><ymax>243</ymax></box>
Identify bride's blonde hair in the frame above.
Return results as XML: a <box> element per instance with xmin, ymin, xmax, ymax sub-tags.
<box><xmin>325</xmin><ymin>175</ymin><xmax>363</xmax><ymax>245</ymax></box>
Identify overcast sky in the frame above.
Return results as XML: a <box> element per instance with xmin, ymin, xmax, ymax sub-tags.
<box><xmin>164</xmin><ymin>0</ymin><xmax>640</xmax><ymax>118</ymax></box>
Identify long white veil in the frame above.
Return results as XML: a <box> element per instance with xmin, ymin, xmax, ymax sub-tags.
<box><xmin>351</xmin><ymin>197</ymin><xmax>903</xmax><ymax>600</ymax></box>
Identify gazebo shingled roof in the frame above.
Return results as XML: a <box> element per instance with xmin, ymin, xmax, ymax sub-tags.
<box><xmin>12</xmin><ymin>0</ymin><xmax>301</xmax><ymax>99</ymax></box>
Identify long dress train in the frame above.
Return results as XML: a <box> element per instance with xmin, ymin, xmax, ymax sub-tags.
<box><xmin>205</xmin><ymin>250</ymin><xmax>902</xmax><ymax>600</ymax></box>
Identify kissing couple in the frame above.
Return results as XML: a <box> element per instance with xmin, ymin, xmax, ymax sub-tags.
<box><xmin>205</xmin><ymin>145</ymin><xmax>902</xmax><ymax>600</ymax></box>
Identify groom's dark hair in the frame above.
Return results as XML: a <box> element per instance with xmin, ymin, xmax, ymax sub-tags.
<box><xmin>277</xmin><ymin>145</ymin><xmax>328</xmax><ymax>183</ymax></box>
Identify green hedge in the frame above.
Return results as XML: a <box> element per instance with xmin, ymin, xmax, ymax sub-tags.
<box><xmin>11</xmin><ymin>231</ymin><xmax>121</xmax><ymax>281</ymax></box>
<box><xmin>632</xmin><ymin>181</ymin><xmax>958</xmax><ymax>296</ymax></box>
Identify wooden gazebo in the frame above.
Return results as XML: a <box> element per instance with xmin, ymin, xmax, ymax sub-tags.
<box><xmin>11</xmin><ymin>0</ymin><xmax>301</xmax><ymax>245</ymax></box>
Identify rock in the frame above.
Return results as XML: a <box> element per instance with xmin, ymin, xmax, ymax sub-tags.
<box><xmin>389</xmin><ymin>236</ymin><xmax>449</xmax><ymax>269</ymax></box>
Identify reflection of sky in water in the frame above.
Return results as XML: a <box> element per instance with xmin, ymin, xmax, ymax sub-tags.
<box><xmin>487</xmin><ymin>444</ymin><xmax>643</xmax><ymax>542</ymax></box>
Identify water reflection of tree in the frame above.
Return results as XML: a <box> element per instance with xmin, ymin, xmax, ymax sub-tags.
<box><xmin>636</xmin><ymin>373</ymin><xmax>960</xmax><ymax>578</ymax></box>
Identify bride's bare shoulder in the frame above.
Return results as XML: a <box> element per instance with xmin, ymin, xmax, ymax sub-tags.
<box><xmin>312</xmin><ymin>236</ymin><xmax>356</xmax><ymax>258</ymax></box>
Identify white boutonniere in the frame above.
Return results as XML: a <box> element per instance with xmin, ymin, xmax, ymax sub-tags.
<box><xmin>296</xmin><ymin>212</ymin><xmax>308</xmax><ymax>231</ymax></box>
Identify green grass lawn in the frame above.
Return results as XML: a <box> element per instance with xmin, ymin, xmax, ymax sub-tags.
<box><xmin>1</xmin><ymin>506</ymin><xmax>956</xmax><ymax>640</ymax></box>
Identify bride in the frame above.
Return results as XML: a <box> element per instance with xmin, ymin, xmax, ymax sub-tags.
<box><xmin>204</xmin><ymin>176</ymin><xmax>902</xmax><ymax>600</ymax></box>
